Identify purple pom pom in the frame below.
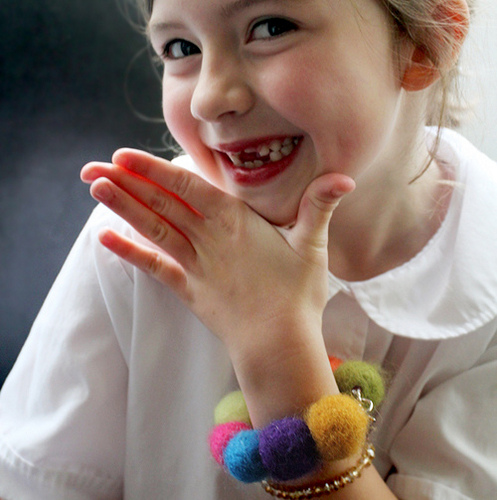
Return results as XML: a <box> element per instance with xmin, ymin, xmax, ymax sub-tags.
<box><xmin>259</xmin><ymin>417</ymin><xmax>320</xmax><ymax>481</ymax></box>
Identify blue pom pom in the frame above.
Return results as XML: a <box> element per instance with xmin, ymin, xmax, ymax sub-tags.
<box><xmin>259</xmin><ymin>417</ymin><xmax>320</xmax><ymax>481</ymax></box>
<box><xmin>224</xmin><ymin>430</ymin><xmax>267</xmax><ymax>483</ymax></box>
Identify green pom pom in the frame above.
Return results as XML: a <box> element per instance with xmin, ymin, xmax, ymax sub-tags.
<box><xmin>214</xmin><ymin>391</ymin><xmax>251</xmax><ymax>426</ymax></box>
<box><xmin>334</xmin><ymin>361</ymin><xmax>385</xmax><ymax>409</ymax></box>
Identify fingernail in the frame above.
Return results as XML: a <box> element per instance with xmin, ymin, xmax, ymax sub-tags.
<box><xmin>80</xmin><ymin>169</ymin><xmax>96</xmax><ymax>183</ymax></box>
<box><xmin>331</xmin><ymin>178</ymin><xmax>356</xmax><ymax>198</ymax></box>
<box><xmin>112</xmin><ymin>150</ymin><xmax>130</xmax><ymax>168</ymax></box>
<box><xmin>92</xmin><ymin>182</ymin><xmax>112</xmax><ymax>202</ymax></box>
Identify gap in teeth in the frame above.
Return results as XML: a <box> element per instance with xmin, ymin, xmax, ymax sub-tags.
<box><xmin>227</xmin><ymin>137</ymin><xmax>299</xmax><ymax>168</ymax></box>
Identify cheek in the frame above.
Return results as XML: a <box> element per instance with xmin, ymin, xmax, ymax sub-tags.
<box><xmin>257</xmin><ymin>62</ymin><xmax>363</xmax><ymax>165</ymax></box>
<box><xmin>258</xmin><ymin>64</ymin><xmax>319</xmax><ymax>130</ymax></box>
<box><xmin>256</xmin><ymin>49</ymin><xmax>359</xmax><ymax>136</ymax></box>
<box><xmin>161</xmin><ymin>82</ymin><xmax>194</xmax><ymax>149</ymax></box>
<box><xmin>258</xmin><ymin>53</ymin><xmax>402</xmax><ymax>173</ymax></box>
<box><xmin>161</xmin><ymin>80</ymin><xmax>226</xmax><ymax>187</ymax></box>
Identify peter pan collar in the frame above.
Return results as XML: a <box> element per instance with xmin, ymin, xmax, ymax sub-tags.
<box><xmin>327</xmin><ymin>128</ymin><xmax>497</xmax><ymax>340</ymax></box>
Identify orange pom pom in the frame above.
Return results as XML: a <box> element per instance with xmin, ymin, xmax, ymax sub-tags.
<box><xmin>328</xmin><ymin>356</ymin><xmax>343</xmax><ymax>372</ymax></box>
<box><xmin>305</xmin><ymin>394</ymin><xmax>369</xmax><ymax>461</ymax></box>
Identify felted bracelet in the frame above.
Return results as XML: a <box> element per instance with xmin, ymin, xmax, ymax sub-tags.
<box><xmin>209</xmin><ymin>359</ymin><xmax>385</xmax><ymax>485</ymax></box>
<box><xmin>261</xmin><ymin>442</ymin><xmax>375</xmax><ymax>498</ymax></box>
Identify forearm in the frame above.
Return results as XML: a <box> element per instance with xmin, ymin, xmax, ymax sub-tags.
<box><xmin>228</xmin><ymin>321</ymin><xmax>397</xmax><ymax>499</ymax></box>
<box><xmin>229</xmin><ymin>319</ymin><xmax>338</xmax><ymax>427</ymax></box>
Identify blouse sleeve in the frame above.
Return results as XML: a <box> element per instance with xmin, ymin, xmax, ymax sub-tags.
<box><xmin>386</xmin><ymin>332</ymin><xmax>497</xmax><ymax>500</ymax></box>
<box><xmin>0</xmin><ymin>205</ymin><xmax>134</xmax><ymax>500</ymax></box>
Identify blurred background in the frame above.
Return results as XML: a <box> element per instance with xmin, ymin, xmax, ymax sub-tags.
<box><xmin>1</xmin><ymin>0</ymin><xmax>496</xmax><ymax>387</ymax></box>
<box><xmin>0</xmin><ymin>0</ymin><xmax>165</xmax><ymax>385</ymax></box>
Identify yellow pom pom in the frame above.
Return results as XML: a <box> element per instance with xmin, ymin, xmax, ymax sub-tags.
<box><xmin>305</xmin><ymin>394</ymin><xmax>369</xmax><ymax>461</ymax></box>
<box><xmin>214</xmin><ymin>391</ymin><xmax>251</xmax><ymax>426</ymax></box>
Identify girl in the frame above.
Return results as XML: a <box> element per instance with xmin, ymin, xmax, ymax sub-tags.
<box><xmin>1</xmin><ymin>0</ymin><xmax>496</xmax><ymax>498</ymax></box>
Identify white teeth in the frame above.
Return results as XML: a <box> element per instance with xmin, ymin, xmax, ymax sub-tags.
<box><xmin>227</xmin><ymin>153</ymin><xmax>243</xmax><ymax>166</ymax></box>
<box><xmin>258</xmin><ymin>145</ymin><xmax>270</xmax><ymax>157</ymax></box>
<box><xmin>225</xmin><ymin>137</ymin><xmax>299</xmax><ymax>169</ymax></box>
<box><xmin>281</xmin><ymin>145</ymin><xmax>293</xmax><ymax>156</ymax></box>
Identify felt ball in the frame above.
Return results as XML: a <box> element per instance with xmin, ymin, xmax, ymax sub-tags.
<box><xmin>305</xmin><ymin>394</ymin><xmax>369</xmax><ymax>461</ymax></box>
<box><xmin>328</xmin><ymin>355</ymin><xmax>344</xmax><ymax>372</ymax></box>
<box><xmin>259</xmin><ymin>417</ymin><xmax>320</xmax><ymax>482</ymax></box>
<box><xmin>224</xmin><ymin>430</ymin><xmax>267</xmax><ymax>483</ymax></box>
<box><xmin>334</xmin><ymin>361</ymin><xmax>386</xmax><ymax>408</ymax></box>
<box><xmin>214</xmin><ymin>391</ymin><xmax>251</xmax><ymax>426</ymax></box>
<box><xmin>208</xmin><ymin>421</ymin><xmax>251</xmax><ymax>466</ymax></box>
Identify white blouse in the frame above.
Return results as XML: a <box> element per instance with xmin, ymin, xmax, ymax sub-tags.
<box><xmin>0</xmin><ymin>128</ymin><xmax>496</xmax><ymax>499</ymax></box>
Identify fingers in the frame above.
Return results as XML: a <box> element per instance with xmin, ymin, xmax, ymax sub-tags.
<box><xmin>290</xmin><ymin>173</ymin><xmax>355</xmax><ymax>254</ymax></box>
<box><xmin>98</xmin><ymin>228</ymin><xmax>189</xmax><ymax>297</ymax></box>
<box><xmin>89</xmin><ymin>176</ymin><xmax>197</xmax><ymax>269</ymax></box>
<box><xmin>111</xmin><ymin>148</ymin><xmax>221</xmax><ymax>213</ymax></box>
<box><xmin>82</xmin><ymin>160</ymin><xmax>203</xmax><ymax>240</ymax></box>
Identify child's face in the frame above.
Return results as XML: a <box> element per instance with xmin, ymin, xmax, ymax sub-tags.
<box><xmin>149</xmin><ymin>0</ymin><xmax>407</xmax><ymax>225</ymax></box>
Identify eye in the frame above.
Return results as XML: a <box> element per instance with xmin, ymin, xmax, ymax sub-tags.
<box><xmin>248</xmin><ymin>17</ymin><xmax>298</xmax><ymax>41</ymax></box>
<box><xmin>162</xmin><ymin>39</ymin><xmax>201</xmax><ymax>60</ymax></box>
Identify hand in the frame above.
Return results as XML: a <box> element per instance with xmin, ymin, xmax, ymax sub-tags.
<box><xmin>81</xmin><ymin>149</ymin><xmax>354</xmax><ymax>349</ymax></box>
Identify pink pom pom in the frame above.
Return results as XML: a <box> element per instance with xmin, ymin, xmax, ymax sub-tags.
<box><xmin>209</xmin><ymin>422</ymin><xmax>251</xmax><ymax>466</ymax></box>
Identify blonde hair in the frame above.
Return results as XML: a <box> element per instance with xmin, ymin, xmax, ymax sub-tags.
<box><xmin>136</xmin><ymin>0</ymin><xmax>152</xmax><ymax>26</ymax></box>
<box><xmin>381</xmin><ymin>0</ymin><xmax>474</xmax><ymax>129</ymax></box>
<box><xmin>375</xmin><ymin>0</ymin><xmax>474</xmax><ymax>180</ymax></box>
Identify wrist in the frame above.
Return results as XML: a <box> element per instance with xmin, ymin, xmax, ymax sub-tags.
<box><xmin>261</xmin><ymin>444</ymin><xmax>375</xmax><ymax>499</ymax></box>
<box><xmin>227</xmin><ymin>320</ymin><xmax>338</xmax><ymax>427</ymax></box>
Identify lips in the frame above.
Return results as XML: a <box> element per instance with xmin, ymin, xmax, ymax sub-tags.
<box><xmin>216</xmin><ymin>136</ymin><xmax>303</xmax><ymax>186</ymax></box>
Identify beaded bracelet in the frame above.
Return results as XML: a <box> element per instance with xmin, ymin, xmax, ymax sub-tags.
<box><xmin>261</xmin><ymin>442</ymin><xmax>375</xmax><ymax>499</ymax></box>
<box><xmin>209</xmin><ymin>359</ymin><xmax>385</xmax><ymax>486</ymax></box>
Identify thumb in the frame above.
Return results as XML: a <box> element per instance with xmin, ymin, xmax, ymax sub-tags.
<box><xmin>290</xmin><ymin>173</ymin><xmax>355</xmax><ymax>253</ymax></box>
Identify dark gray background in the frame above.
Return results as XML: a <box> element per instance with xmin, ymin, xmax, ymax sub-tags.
<box><xmin>0</xmin><ymin>0</ymin><xmax>166</xmax><ymax>386</ymax></box>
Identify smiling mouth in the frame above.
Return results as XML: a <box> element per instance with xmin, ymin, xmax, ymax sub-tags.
<box><xmin>222</xmin><ymin>137</ymin><xmax>301</xmax><ymax>169</ymax></box>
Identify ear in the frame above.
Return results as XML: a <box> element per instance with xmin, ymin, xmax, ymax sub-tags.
<box><xmin>401</xmin><ymin>47</ymin><xmax>440</xmax><ymax>92</ymax></box>
<box><xmin>401</xmin><ymin>0</ymin><xmax>470</xmax><ymax>92</ymax></box>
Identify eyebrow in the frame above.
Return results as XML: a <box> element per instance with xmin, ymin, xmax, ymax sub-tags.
<box><xmin>221</xmin><ymin>0</ymin><xmax>294</xmax><ymax>18</ymax></box>
<box><xmin>149</xmin><ymin>0</ymin><xmax>300</xmax><ymax>35</ymax></box>
<box><xmin>149</xmin><ymin>21</ymin><xmax>183</xmax><ymax>36</ymax></box>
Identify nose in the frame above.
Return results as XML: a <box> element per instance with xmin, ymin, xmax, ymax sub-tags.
<box><xmin>190</xmin><ymin>52</ymin><xmax>255</xmax><ymax>122</ymax></box>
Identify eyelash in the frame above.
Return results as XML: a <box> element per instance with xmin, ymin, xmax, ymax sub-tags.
<box><xmin>162</xmin><ymin>39</ymin><xmax>200</xmax><ymax>60</ymax></box>
<box><xmin>160</xmin><ymin>17</ymin><xmax>298</xmax><ymax>61</ymax></box>
<box><xmin>248</xmin><ymin>17</ymin><xmax>298</xmax><ymax>42</ymax></box>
